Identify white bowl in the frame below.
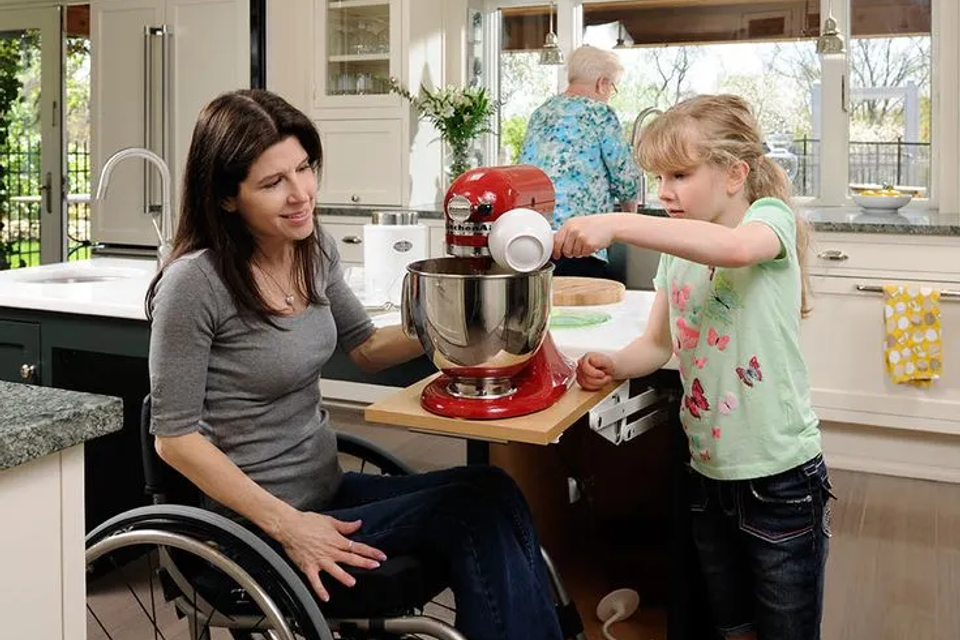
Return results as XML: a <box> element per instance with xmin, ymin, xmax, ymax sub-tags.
<box><xmin>488</xmin><ymin>207</ymin><xmax>555</xmax><ymax>272</ymax></box>
<box><xmin>852</xmin><ymin>193</ymin><xmax>912</xmax><ymax>213</ymax></box>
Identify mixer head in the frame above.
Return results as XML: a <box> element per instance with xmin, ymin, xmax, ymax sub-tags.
<box><xmin>443</xmin><ymin>165</ymin><xmax>555</xmax><ymax>257</ymax></box>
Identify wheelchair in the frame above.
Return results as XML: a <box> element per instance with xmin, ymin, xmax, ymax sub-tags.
<box><xmin>85</xmin><ymin>399</ymin><xmax>586</xmax><ymax>640</ymax></box>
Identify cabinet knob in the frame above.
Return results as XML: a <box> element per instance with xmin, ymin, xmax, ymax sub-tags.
<box><xmin>816</xmin><ymin>249</ymin><xmax>849</xmax><ymax>261</ymax></box>
<box><xmin>20</xmin><ymin>364</ymin><xmax>36</xmax><ymax>380</ymax></box>
<box><xmin>341</xmin><ymin>235</ymin><xmax>362</xmax><ymax>244</ymax></box>
<box><xmin>350</xmin><ymin>194</ymin><xmax>360</xmax><ymax>203</ymax></box>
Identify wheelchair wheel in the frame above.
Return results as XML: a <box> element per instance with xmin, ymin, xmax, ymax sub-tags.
<box><xmin>86</xmin><ymin>505</ymin><xmax>333</xmax><ymax>640</ymax></box>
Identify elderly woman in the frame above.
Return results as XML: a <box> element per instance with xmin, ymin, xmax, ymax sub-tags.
<box><xmin>520</xmin><ymin>45</ymin><xmax>640</xmax><ymax>279</ymax></box>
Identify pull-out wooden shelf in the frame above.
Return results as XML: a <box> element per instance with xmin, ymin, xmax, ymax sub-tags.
<box><xmin>363</xmin><ymin>374</ymin><xmax>617</xmax><ymax>445</ymax></box>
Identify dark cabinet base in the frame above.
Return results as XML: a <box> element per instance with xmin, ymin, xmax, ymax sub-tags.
<box><xmin>52</xmin><ymin>348</ymin><xmax>151</xmax><ymax>531</ymax></box>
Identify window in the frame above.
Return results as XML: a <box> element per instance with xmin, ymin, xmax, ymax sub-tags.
<box><xmin>488</xmin><ymin>0</ymin><xmax>947</xmax><ymax>209</ymax></box>
<box><xmin>583</xmin><ymin>0</ymin><xmax>822</xmax><ymax>201</ymax></box>
<box><xmin>497</xmin><ymin>6</ymin><xmax>562</xmax><ymax>165</ymax></box>
<box><xmin>847</xmin><ymin>0</ymin><xmax>931</xmax><ymax>197</ymax></box>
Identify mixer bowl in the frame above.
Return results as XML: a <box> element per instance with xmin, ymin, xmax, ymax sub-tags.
<box><xmin>402</xmin><ymin>257</ymin><xmax>553</xmax><ymax>392</ymax></box>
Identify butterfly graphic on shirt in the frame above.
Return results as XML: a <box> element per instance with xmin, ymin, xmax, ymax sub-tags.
<box><xmin>671</xmin><ymin>280</ymin><xmax>692</xmax><ymax>312</ymax></box>
<box><xmin>675</xmin><ymin>317</ymin><xmax>701</xmax><ymax>351</ymax></box>
<box><xmin>736</xmin><ymin>356</ymin><xmax>763</xmax><ymax>387</ymax></box>
<box><xmin>706</xmin><ymin>327</ymin><xmax>730</xmax><ymax>351</ymax></box>
<box><xmin>703</xmin><ymin>273</ymin><xmax>743</xmax><ymax>325</ymax></box>
<box><xmin>718</xmin><ymin>392</ymin><xmax>738</xmax><ymax>414</ymax></box>
<box><xmin>683</xmin><ymin>378</ymin><xmax>710</xmax><ymax>419</ymax></box>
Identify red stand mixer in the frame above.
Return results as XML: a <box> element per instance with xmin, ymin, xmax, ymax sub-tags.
<box><xmin>401</xmin><ymin>165</ymin><xmax>575</xmax><ymax>419</ymax></box>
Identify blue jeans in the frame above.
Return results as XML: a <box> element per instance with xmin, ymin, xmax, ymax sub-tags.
<box><xmin>686</xmin><ymin>455</ymin><xmax>834</xmax><ymax>640</ymax></box>
<box><xmin>320</xmin><ymin>465</ymin><xmax>563</xmax><ymax>640</ymax></box>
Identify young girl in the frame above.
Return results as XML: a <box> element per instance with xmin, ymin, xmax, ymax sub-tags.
<box><xmin>554</xmin><ymin>94</ymin><xmax>833</xmax><ymax>640</ymax></box>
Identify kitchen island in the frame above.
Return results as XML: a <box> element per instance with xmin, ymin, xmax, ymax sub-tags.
<box><xmin>0</xmin><ymin>380</ymin><xmax>122</xmax><ymax>640</ymax></box>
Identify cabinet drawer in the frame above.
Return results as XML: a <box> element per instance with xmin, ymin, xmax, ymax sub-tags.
<box><xmin>809</xmin><ymin>233</ymin><xmax>960</xmax><ymax>281</ymax></box>
<box><xmin>323</xmin><ymin>222</ymin><xmax>365</xmax><ymax>263</ymax></box>
<box><xmin>801</xmin><ymin>275</ymin><xmax>960</xmax><ymax>434</ymax></box>
<box><xmin>0</xmin><ymin>320</ymin><xmax>40</xmax><ymax>383</ymax></box>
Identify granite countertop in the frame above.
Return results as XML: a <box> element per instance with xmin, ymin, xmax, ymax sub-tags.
<box><xmin>319</xmin><ymin>203</ymin><xmax>960</xmax><ymax>235</ymax></box>
<box><xmin>0</xmin><ymin>381</ymin><xmax>123</xmax><ymax>472</ymax></box>
<box><xmin>800</xmin><ymin>207</ymin><xmax>960</xmax><ymax>235</ymax></box>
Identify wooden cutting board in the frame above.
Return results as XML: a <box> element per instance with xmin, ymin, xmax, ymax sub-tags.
<box><xmin>552</xmin><ymin>277</ymin><xmax>626</xmax><ymax>306</ymax></box>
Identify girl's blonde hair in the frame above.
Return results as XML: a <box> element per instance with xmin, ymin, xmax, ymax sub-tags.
<box><xmin>636</xmin><ymin>94</ymin><xmax>812</xmax><ymax>318</ymax></box>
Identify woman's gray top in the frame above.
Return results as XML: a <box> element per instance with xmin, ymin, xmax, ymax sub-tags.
<box><xmin>148</xmin><ymin>232</ymin><xmax>375</xmax><ymax>518</ymax></box>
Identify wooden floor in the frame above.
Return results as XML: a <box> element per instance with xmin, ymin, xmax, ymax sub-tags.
<box><xmin>86</xmin><ymin>406</ymin><xmax>960</xmax><ymax>639</ymax></box>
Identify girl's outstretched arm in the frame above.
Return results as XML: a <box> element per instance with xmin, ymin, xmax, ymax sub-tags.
<box><xmin>554</xmin><ymin>213</ymin><xmax>782</xmax><ymax>268</ymax></box>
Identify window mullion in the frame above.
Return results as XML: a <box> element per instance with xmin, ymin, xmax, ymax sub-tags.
<box><xmin>818</xmin><ymin>0</ymin><xmax>851</xmax><ymax>207</ymax></box>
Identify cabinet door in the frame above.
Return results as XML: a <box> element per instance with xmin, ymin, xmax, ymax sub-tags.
<box><xmin>0</xmin><ymin>320</ymin><xmax>40</xmax><ymax>383</ymax></box>
<box><xmin>316</xmin><ymin>119</ymin><xmax>402</xmax><ymax>205</ymax></box>
<box><xmin>313</xmin><ymin>0</ymin><xmax>402</xmax><ymax>111</ymax></box>
<box><xmin>801</xmin><ymin>275</ymin><xmax>960</xmax><ymax>434</ymax></box>
<box><xmin>91</xmin><ymin>0</ymin><xmax>164</xmax><ymax>247</ymax></box>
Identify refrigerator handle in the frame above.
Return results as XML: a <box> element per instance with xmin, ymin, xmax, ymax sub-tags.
<box><xmin>143</xmin><ymin>26</ymin><xmax>153</xmax><ymax>215</ymax></box>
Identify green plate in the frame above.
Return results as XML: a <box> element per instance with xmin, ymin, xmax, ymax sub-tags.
<box><xmin>550</xmin><ymin>310</ymin><xmax>612</xmax><ymax>329</ymax></box>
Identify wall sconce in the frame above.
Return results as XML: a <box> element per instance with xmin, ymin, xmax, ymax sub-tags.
<box><xmin>539</xmin><ymin>1</ymin><xmax>564</xmax><ymax>65</ymax></box>
<box><xmin>816</xmin><ymin>10</ymin><xmax>845</xmax><ymax>58</ymax></box>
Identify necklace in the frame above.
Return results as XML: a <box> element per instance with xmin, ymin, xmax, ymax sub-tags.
<box><xmin>254</xmin><ymin>262</ymin><xmax>295</xmax><ymax>308</ymax></box>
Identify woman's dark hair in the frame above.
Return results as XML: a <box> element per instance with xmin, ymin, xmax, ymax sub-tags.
<box><xmin>146</xmin><ymin>89</ymin><xmax>326</xmax><ymax>324</ymax></box>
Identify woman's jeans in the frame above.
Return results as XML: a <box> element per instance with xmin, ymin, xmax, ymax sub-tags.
<box><xmin>321</xmin><ymin>465</ymin><xmax>563</xmax><ymax>640</ymax></box>
<box><xmin>687</xmin><ymin>454</ymin><xmax>835</xmax><ymax>640</ymax></box>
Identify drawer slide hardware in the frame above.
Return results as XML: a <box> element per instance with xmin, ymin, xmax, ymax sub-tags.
<box><xmin>588</xmin><ymin>381</ymin><xmax>667</xmax><ymax>445</ymax></box>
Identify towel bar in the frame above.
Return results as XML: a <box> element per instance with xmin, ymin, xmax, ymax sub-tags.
<box><xmin>855</xmin><ymin>284</ymin><xmax>960</xmax><ymax>299</ymax></box>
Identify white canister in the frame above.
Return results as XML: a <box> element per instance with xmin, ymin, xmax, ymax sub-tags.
<box><xmin>362</xmin><ymin>211</ymin><xmax>428</xmax><ymax>305</ymax></box>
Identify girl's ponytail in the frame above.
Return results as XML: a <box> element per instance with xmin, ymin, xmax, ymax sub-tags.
<box><xmin>751</xmin><ymin>155</ymin><xmax>812</xmax><ymax>318</ymax></box>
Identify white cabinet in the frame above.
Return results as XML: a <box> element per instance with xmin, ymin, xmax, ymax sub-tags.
<box><xmin>303</xmin><ymin>0</ymin><xmax>475</xmax><ymax>207</ymax></box>
<box><xmin>316</xmin><ymin>119</ymin><xmax>403</xmax><ymax>206</ymax></box>
<box><xmin>800</xmin><ymin>232</ymin><xmax>960</xmax><ymax>481</ymax></box>
<box><xmin>0</xmin><ymin>446</ymin><xmax>85</xmax><ymax>640</ymax></box>
<box><xmin>802</xmin><ymin>274</ymin><xmax>960</xmax><ymax>434</ymax></box>
<box><xmin>91</xmin><ymin>0</ymin><xmax>250</xmax><ymax>247</ymax></box>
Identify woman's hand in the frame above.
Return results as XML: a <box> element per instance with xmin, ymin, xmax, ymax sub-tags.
<box><xmin>552</xmin><ymin>214</ymin><xmax>624</xmax><ymax>259</ymax></box>
<box><xmin>278</xmin><ymin>511</ymin><xmax>388</xmax><ymax>602</ymax></box>
<box><xmin>577</xmin><ymin>352</ymin><xmax>617</xmax><ymax>390</ymax></box>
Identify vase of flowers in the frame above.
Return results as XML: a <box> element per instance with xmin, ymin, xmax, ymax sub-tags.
<box><xmin>390</xmin><ymin>79</ymin><xmax>498</xmax><ymax>182</ymax></box>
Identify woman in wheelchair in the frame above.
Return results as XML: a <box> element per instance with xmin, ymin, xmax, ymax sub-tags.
<box><xmin>143</xmin><ymin>88</ymin><xmax>565</xmax><ymax>640</ymax></box>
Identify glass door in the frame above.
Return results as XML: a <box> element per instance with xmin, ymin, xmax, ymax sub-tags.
<box><xmin>0</xmin><ymin>6</ymin><xmax>63</xmax><ymax>269</ymax></box>
<box><xmin>325</xmin><ymin>0</ymin><xmax>394</xmax><ymax>99</ymax></box>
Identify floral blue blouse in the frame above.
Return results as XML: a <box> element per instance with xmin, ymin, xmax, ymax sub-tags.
<box><xmin>520</xmin><ymin>95</ymin><xmax>640</xmax><ymax>261</ymax></box>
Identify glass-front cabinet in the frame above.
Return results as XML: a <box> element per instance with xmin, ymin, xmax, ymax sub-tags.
<box><xmin>315</xmin><ymin>0</ymin><xmax>401</xmax><ymax>108</ymax></box>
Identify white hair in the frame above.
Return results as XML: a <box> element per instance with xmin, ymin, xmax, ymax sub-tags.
<box><xmin>566</xmin><ymin>45</ymin><xmax>623</xmax><ymax>85</ymax></box>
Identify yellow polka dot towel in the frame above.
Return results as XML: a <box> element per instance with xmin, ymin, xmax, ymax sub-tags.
<box><xmin>883</xmin><ymin>284</ymin><xmax>942</xmax><ymax>386</ymax></box>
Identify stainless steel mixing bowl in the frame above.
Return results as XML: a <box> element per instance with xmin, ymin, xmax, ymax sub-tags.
<box><xmin>402</xmin><ymin>257</ymin><xmax>553</xmax><ymax>396</ymax></box>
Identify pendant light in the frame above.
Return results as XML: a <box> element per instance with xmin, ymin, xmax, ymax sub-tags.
<box><xmin>539</xmin><ymin>1</ymin><xmax>564</xmax><ymax>66</ymax></box>
<box><xmin>816</xmin><ymin>2</ymin><xmax>845</xmax><ymax>58</ymax></box>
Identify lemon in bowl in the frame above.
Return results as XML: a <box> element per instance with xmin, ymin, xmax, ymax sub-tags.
<box><xmin>852</xmin><ymin>187</ymin><xmax>912</xmax><ymax>213</ymax></box>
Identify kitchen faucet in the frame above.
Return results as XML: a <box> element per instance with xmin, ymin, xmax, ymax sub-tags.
<box><xmin>95</xmin><ymin>147</ymin><xmax>173</xmax><ymax>268</ymax></box>
<box><xmin>630</xmin><ymin>107</ymin><xmax>663</xmax><ymax>208</ymax></box>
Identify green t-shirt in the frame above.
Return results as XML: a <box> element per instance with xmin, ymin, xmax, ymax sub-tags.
<box><xmin>653</xmin><ymin>197</ymin><xmax>821</xmax><ymax>480</ymax></box>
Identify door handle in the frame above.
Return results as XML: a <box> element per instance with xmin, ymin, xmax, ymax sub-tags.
<box><xmin>40</xmin><ymin>171</ymin><xmax>52</xmax><ymax>214</ymax></box>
